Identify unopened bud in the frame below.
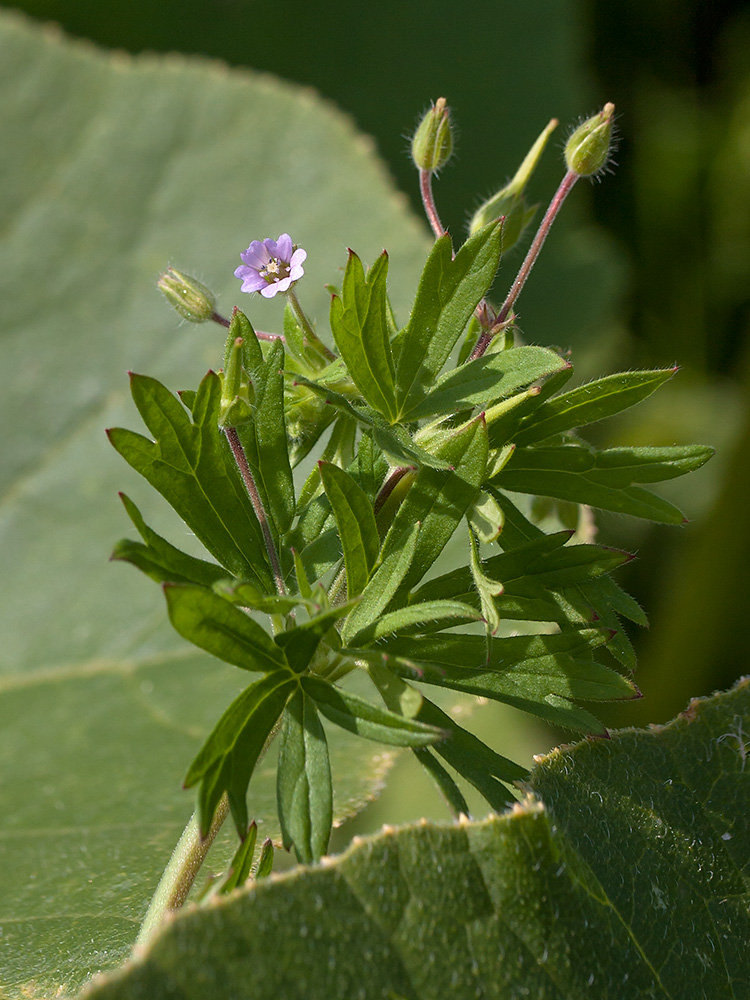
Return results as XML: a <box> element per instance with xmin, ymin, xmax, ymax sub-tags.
<box><xmin>157</xmin><ymin>267</ymin><xmax>216</xmax><ymax>322</ymax></box>
<box><xmin>469</xmin><ymin>118</ymin><xmax>558</xmax><ymax>241</ymax></box>
<box><xmin>411</xmin><ymin>98</ymin><xmax>454</xmax><ymax>173</ymax></box>
<box><xmin>564</xmin><ymin>102</ymin><xmax>616</xmax><ymax>177</ymax></box>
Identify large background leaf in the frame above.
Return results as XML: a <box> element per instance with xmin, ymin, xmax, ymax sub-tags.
<box><xmin>4</xmin><ymin>4</ymin><xmax>740</xmax><ymax>997</ymax></box>
<box><xmin>81</xmin><ymin>678</ymin><xmax>750</xmax><ymax>999</ymax></box>
<box><xmin>0</xmin><ymin>11</ymin><xmax>430</xmax><ymax>996</ymax></box>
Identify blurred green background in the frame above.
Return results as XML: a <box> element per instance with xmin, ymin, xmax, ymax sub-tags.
<box><xmin>5</xmin><ymin>0</ymin><xmax>749</xmax><ymax>832</ymax></box>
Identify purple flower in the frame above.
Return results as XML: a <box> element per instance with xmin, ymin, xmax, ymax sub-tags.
<box><xmin>234</xmin><ymin>234</ymin><xmax>306</xmax><ymax>298</ymax></box>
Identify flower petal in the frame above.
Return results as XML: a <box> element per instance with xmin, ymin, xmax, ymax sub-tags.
<box><xmin>290</xmin><ymin>248</ymin><xmax>307</xmax><ymax>267</ymax></box>
<box><xmin>240</xmin><ymin>248</ymin><xmax>267</xmax><ymax>269</ymax></box>
<box><xmin>275</xmin><ymin>233</ymin><xmax>293</xmax><ymax>260</ymax></box>
<box><xmin>262</xmin><ymin>237</ymin><xmax>280</xmax><ymax>258</ymax></box>
<box><xmin>260</xmin><ymin>282</ymin><xmax>281</xmax><ymax>298</ymax></box>
<box><xmin>235</xmin><ymin>266</ymin><xmax>266</xmax><ymax>293</ymax></box>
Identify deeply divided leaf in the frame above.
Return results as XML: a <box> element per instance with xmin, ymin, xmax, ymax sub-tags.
<box><xmin>108</xmin><ymin>373</ymin><xmax>273</xmax><ymax>588</ymax></box>
<box><xmin>329</xmin><ymin>250</ymin><xmax>397</xmax><ymax>419</ymax></box>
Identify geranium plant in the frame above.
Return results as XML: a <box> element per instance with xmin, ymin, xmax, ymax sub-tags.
<box><xmin>106</xmin><ymin>97</ymin><xmax>716</xmax><ymax>954</ymax></box>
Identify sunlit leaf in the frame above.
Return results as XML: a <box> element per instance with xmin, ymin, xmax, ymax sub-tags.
<box><xmin>329</xmin><ymin>250</ymin><xmax>397</xmax><ymax>419</ymax></box>
<box><xmin>394</xmin><ymin>221</ymin><xmax>503</xmax><ymax>413</ymax></box>
<box><xmin>513</xmin><ymin>367</ymin><xmax>679</xmax><ymax>446</ymax></box>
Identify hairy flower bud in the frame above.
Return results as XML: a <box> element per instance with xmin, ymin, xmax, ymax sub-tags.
<box><xmin>157</xmin><ymin>267</ymin><xmax>216</xmax><ymax>322</ymax></box>
<box><xmin>468</xmin><ymin>118</ymin><xmax>558</xmax><ymax>250</ymax></box>
<box><xmin>564</xmin><ymin>102</ymin><xmax>616</xmax><ymax>177</ymax></box>
<box><xmin>411</xmin><ymin>98</ymin><xmax>454</xmax><ymax>173</ymax></box>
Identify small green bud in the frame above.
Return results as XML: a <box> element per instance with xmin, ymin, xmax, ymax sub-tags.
<box><xmin>411</xmin><ymin>97</ymin><xmax>454</xmax><ymax>173</ymax></box>
<box><xmin>564</xmin><ymin>102</ymin><xmax>616</xmax><ymax>177</ymax></box>
<box><xmin>157</xmin><ymin>267</ymin><xmax>216</xmax><ymax>322</ymax></box>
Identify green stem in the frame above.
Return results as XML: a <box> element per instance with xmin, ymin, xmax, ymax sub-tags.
<box><xmin>286</xmin><ymin>287</ymin><xmax>336</xmax><ymax>363</ymax></box>
<box><xmin>135</xmin><ymin>795</ymin><xmax>229</xmax><ymax>950</ymax></box>
<box><xmin>135</xmin><ymin>711</ymin><xmax>284</xmax><ymax>949</ymax></box>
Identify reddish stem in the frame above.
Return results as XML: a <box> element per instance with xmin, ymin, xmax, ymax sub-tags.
<box><xmin>470</xmin><ymin>170</ymin><xmax>579</xmax><ymax>361</ymax></box>
<box><xmin>374</xmin><ymin>466</ymin><xmax>412</xmax><ymax>515</ymax></box>
<box><xmin>419</xmin><ymin>169</ymin><xmax>446</xmax><ymax>240</ymax></box>
<box><xmin>224</xmin><ymin>426</ymin><xmax>286</xmax><ymax>595</ymax></box>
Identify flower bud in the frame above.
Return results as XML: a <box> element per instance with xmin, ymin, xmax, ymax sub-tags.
<box><xmin>564</xmin><ymin>102</ymin><xmax>616</xmax><ymax>177</ymax></box>
<box><xmin>468</xmin><ymin>118</ymin><xmax>558</xmax><ymax>250</ymax></box>
<box><xmin>157</xmin><ymin>267</ymin><xmax>216</xmax><ymax>322</ymax></box>
<box><xmin>411</xmin><ymin>98</ymin><xmax>454</xmax><ymax>173</ymax></box>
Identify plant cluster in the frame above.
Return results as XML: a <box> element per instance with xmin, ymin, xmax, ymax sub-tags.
<box><xmin>110</xmin><ymin>100</ymin><xmax>711</xmax><ymax>938</ymax></box>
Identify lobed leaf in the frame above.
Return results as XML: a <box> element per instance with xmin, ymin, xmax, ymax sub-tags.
<box><xmin>400</xmin><ymin>344</ymin><xmax>567</xmax><ymax>421</ymax></box>
<box><xmin>492</xmin><ymin>493</ymin><xmax>644</xmax><ymax>667</ymax></box>
<box><xmin>492</xmin><ymin>445</ymin><xmax>693</xmax><ymax>522</ymax></box>
<box><xmin>411</xmin><ymin>528</ymin><xmax>630</xmax><ymax>616</ymax></box>
<box><xmin>394</xmin><ymin>221</ymin><xmax>503</xmax><ymax>414</ymax></box>
<box><xmin>380</xmin><ymin>630</ymin><xmax>633</xmax><ymax>734</ymax></box>
<box><xmin>108</xmin><ymin>373</ymin><xmax>273</xmax><ymax>588</ymax></box>
<box><xmin>301</xmin><ymin>676</ymin><xmax>445</xmax><ymax>748</ymax></box>
<box><xmin>329</xmin><ymin>250</ymin><xmax>397</xmax><ymax>419</ymax></box>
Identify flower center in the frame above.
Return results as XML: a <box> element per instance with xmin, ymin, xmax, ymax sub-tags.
<box><xmin>260</xmin><ymin>256</ymin><xmax>289</xmax><ymax>283</ymax></box>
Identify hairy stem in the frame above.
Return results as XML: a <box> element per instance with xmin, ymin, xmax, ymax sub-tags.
<box><xmin>212</xmin><ymin>310</ymin><xmax>285</xmax><ymax>343</ymax></box>
<box><xmin>470</xmin><ymin>169</ymin><xmax>579</xmax><ymax>360</ymax></box>
<box><xmin>134</xmin><ymin>707</ymin><xmax>284</xmax><ymax>950</ymax></box>
<box><xmin>419</xmin><ymin>169</ymin><xmax>446</xmax><ymax>239</ymax></box>
<box><xmin>224</xmin><ymin>426</ymin><xmax>286</xmax><ymax>596</ymax></box>
<box><xmin>135</xmin><ymin>795</ymin><xmax>229</xmax><ymax>950</ymax></box>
